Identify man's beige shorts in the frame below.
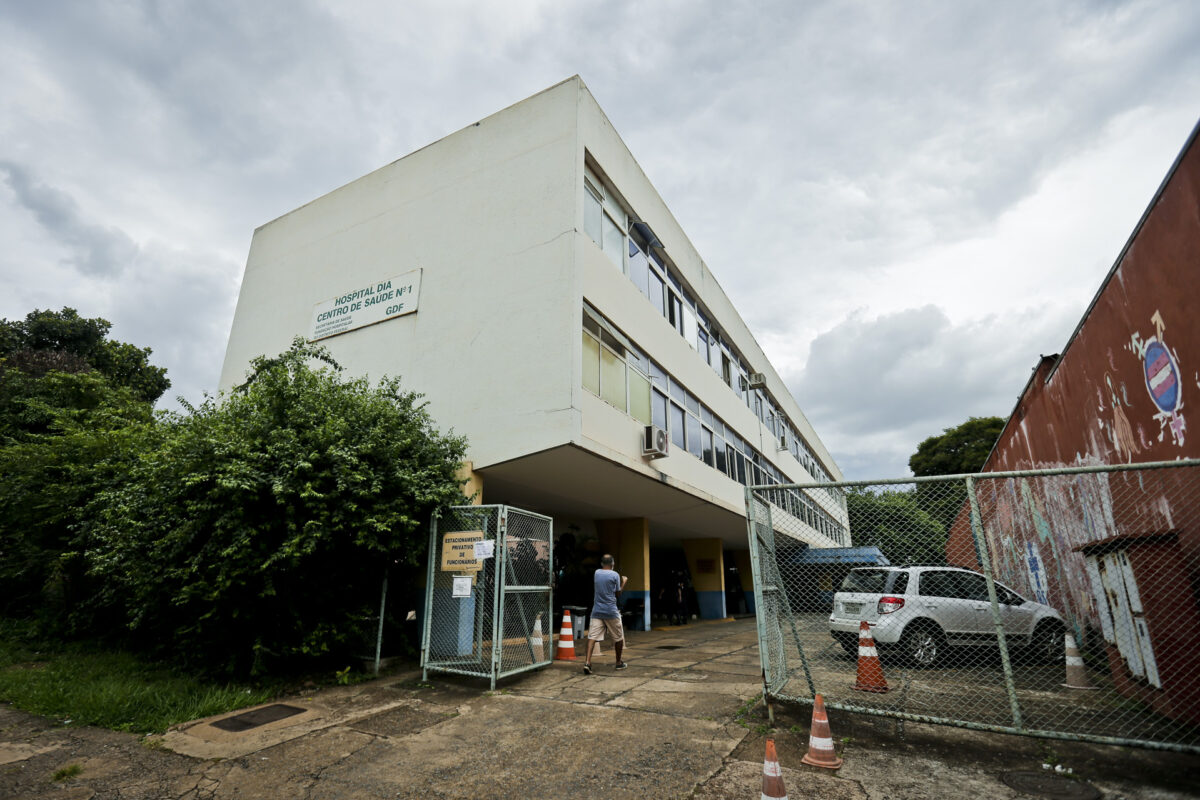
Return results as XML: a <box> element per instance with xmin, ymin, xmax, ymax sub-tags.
<box><xmin>588</xmin><ymin>616</ymin><xmax>624</xmax><ymax>642</ymax></box>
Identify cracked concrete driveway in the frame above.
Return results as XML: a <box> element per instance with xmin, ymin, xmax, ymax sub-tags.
<box><xmin>2</xmin><ymin>618</ymin><xmax>1198</xmax><ymax>799</ymax></box>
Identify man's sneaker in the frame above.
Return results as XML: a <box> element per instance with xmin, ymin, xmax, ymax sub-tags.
<box><xmin>615</xmin><ymin>661</ymin><xmax>628</xmax><ymax>670</ymax></box>
<box><xmin>582</xmin><ymin>663</ymin><xmax>592</xmax><ymax>675</ymax></box>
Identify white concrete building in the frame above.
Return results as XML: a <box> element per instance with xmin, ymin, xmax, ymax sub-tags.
<box><xmin>220</xmin><ymin>76</ymin><xmax>847</xmax><ymax>625</ymax></box>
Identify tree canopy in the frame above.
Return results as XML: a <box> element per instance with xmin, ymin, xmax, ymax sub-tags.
<box><xmin>0</xmin><ymin>309</ymin><xmax>167</xmax><ymax>627</ymax></box>
<box><xmin>846</xmin><ymin>487</ymin><xmax>947</xmax><ymax>565</ymax></box>
<box><xmin>909</xmin><ymin>416</ymin><xmax>1006</xmax><ymax>477</ymax></box>
<box><xmin>0</xmin><ymin>307</ymin><xmax>170</xmax><ymax>415</ymax></box>
<box><xmin>88</xmin><ymin>338</ymin><xmax>467</xmax><ymax>675</ymax></box>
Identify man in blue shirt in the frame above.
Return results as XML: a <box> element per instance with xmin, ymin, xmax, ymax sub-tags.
<box><xmin>583</xmin><ymin>554</ymin><xmax>628</xmax><ymax>674</ymax></box>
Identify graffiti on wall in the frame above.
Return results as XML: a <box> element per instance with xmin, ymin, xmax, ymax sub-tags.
<box><xmin>1128</xmin><ymin>310</ymin><xmax>1187</xmax><ymax>448</ymax></box>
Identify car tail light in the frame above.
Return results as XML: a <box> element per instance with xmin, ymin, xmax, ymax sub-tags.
<box><xmin>877</xmin><ymin>596</ymin><xmax>905</xmax><ymax>614</ymax></box>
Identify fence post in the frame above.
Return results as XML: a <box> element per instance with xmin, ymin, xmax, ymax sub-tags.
<box><xmin>421</xmin><ymin>508</ymin><xmax>440</xmax><ymax>682</ymax></box>
<box><xmin>490</xmin><ymin>506</ymin><xmax>508</xmax><ymax>690</ymax></box>
<box><xmin>745</xmin><ymin>487</ymin><xmax>774</xmax><ymax>719</ymax></box>
<box><xmin>966</xmin><ymin>475</ymin><xmax>1023</xmax><ymax>730</ymax></box>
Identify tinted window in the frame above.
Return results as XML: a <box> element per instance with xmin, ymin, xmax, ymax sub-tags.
<box><xmin>957</xmin><ymin>572</ymin><xmax>990</xmax><ymax>601</ymax></box>
<box><xmin>890</xmin><ymin>572</ymin><xmax>909</xmax><ymax>594</ymax></box>
<box><xmin>628</xmin><ymin>239</ymin><xmax>649</xmax><ymax>297</ymax></box>
<box><xmin>841</xmin><ymin>569</ymin><xmax>894</xmax><ymax>593</ymax></box>
<box><xmin>648</xmin><ymin>270</ymin><xmax>666</xmax><ymax>317</ymax></box>
<box><xmin>919</xmin><ymin>571</ymin><xmax>963</xmax><ymax>599</ymax></box>
<box><xmin>651</xmin><ymin>389</ymin><xmax>667</xmax><ymax>430</ymax></box>
<box><xmin>687</xmin><ymin>413</ymin><xmax>702</xmax><ymax>457</ymax></box>
<box><xmin>670</xmin><ymin>403</ymin><xmax>685</xmax><ymax>449</ymax></box>
<box><xmin>649</xmin><ymin>360</ymin><xmax>667</xmax><ymax>389</ymax></box>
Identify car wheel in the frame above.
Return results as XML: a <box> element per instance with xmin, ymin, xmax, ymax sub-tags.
<box><xmin>1032</xmin><ymin>621</ymin><xmax>1065</xmax><ymax>664</ymax></box>
<box><xmin>900</xmin><ymin>622</ymin><xmax>944</xmax><ymax>667</ymax></box>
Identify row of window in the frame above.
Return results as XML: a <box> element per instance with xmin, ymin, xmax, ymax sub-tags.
<box><xmin>583</xmin><ymin>163</ymin><xmax>837</xmax><ymax>498</ymax></box>
<box><xmin>582</xmin><ymin>310</ymin><xmax>847</xmax><ymax>545</ymax></box>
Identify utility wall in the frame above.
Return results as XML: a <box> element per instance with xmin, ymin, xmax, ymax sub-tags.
<box><xmin>946</xmin><ymin>120</ymin><xmax>1200</xmax><ymax>726</ymax></box>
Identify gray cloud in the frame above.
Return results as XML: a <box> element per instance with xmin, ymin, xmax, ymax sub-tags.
<box><xmin>790</xmin><ymin>304</ymin><xmax>1081</xmax><ymax>479</ymax></box>
<box><xmin>1</xmin><ymin>0</ymin><xmax>1197</xmax><ymax>477</ymax></box>
<box><xmin>0</xmin><ymin>161</ymin><xmax>137</xmax><ymax>277</ymax></box>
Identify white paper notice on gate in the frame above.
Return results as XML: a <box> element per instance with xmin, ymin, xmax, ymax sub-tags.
<box><xmin>452</xmin><ymin>576</ymin><xmax>472</xmax><ymax>598</ymax></box>
<box><xmin>473</xmin><ymin>540</ymin><xmax>494</xmax><ymax>560</ymax></box>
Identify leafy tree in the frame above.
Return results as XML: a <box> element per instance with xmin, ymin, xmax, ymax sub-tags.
<box><xmin>846</xmin><ymin>487</ymin><xmax>947</xmax><ymax>566</ymax></box>
<box><xmin>908</xmin><ymin>416</ymin><xmax>1005</xmax><ymax>536</ymax></box>
<box><xmin>0</xmin><ymin>308</ymin><xmax>168</xmax><ymax>629</ymax></box>
<box><xmin>88</xmin><ymin>338</ymin><xmax>467</xmax><ymax>676</ymax></box>
<box><xmin>909</xmin><ymin>416</ymin><xmax>1006</xmax><ymax>477</ymax></box>
<box><xmin>0</xmin><ymin>372</ymin><xmax>157</xmax><ymax>628</ymax></box>
<box><xmin>0</xmin><ymin>308</ymin><xmax>170</xmax><ymax>419</ymax></box>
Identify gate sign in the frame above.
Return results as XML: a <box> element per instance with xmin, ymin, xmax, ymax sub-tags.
<box><xmin>440</xmin><ymin>530</ymin><xmax>484</xmax><ymax>573</ymax></box>
<box><xmin>309</xmin><ymin>269</ymin><xmax>422</xmax><ymax>342</ymax></box>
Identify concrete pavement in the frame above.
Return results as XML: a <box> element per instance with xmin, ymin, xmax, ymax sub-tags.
<box><xmin>2</xmin><ymin>618</ymin><xmax>1198</xmax><ymax>799</ymax></box>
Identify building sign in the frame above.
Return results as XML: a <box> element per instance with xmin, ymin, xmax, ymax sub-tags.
<box><xmin>440</xmin><ymin>531</ymin><xmax>484</xmax><ymax>573</ymax></box>
<box><xmin>308</xmin><ymin>269</ymin><xmax>422</xmax><ymax>342</ymax></box>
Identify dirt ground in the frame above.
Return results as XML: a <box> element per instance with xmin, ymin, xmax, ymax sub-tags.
<box><xmin>2</xmin><ymin>618</ymin><xmax>1197</xmax><ymax>799</ymax></box>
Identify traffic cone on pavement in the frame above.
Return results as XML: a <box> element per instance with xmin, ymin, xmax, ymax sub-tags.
<box><xmin>761</xmin><ymin>737</ymin><xmax>788</xmax><ymax>799</ymax></box>
<box><xmin>1062</xmin><ymin>633</ymin><xmax>1097</xmax><ymax>690</ymax></box>
<box><xmin>554</xmin><ymin>610</ymin><xmax>576</xmax><ymax>661</ymax></box>
<box><xmin>531</xmin><ymin>613</ymin><xmax>544</xmax><ymax>659</ymax></box>
<box><xmin>851</xmin><ymin>621</ymin><xmax>889</xmax><ymax>693</ymax></box>
<box><xmin>800</xmin><ymin>694</ymin><xmax>843</xmax><ymax>769</ymax></box>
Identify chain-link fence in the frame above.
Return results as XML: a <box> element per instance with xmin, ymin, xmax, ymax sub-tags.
<box><xmin>421</xmin><ymin>505</ymin><xmax>553</xmax><ymax>689</ymax></box>
<box><xmin>745</xmin><ymin>460</ymin><xmax>1200</xmax><ymax>753</ymax></box>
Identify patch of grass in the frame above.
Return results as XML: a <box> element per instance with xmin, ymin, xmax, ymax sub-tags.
<box><xmin>0</xmin><ymin>627</ymin><xmax>275</xmax><ymax>735</ymax></box>
<box><xmin>734</xmin><ymin>691</ymin><xmax>765</xmax><ymax>729</ymax></box>
<box><xmin>51</xmin><ymin>764</ymin><xmax>83</xmax><ymax>781</ymax></box>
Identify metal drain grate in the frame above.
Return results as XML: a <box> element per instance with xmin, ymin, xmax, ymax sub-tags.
<box><xmin>998</xmin><ymin>771</ymin><xmax>1100</xmax><ymax>800</ymax></box>
<box><xmin>210</xmin><ymin>704</ymin><xmax>306</xmax><ymax>732</ymax></box>
<box><xmin>656</xmin><ymin>645</ymin><xmax>684</xmax><ymax>650</ymax></box>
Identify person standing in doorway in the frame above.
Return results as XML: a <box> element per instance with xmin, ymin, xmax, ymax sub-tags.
<box><xmin>583</xmin><ymin>554</ymin><xmax>627</xmax><ymax>674</ymax></box>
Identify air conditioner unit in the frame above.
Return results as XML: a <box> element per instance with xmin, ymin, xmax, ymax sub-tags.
<box><xmin>642</xmin><ymin>425</ymin><xmax>669</xmax><ymax>459</ymax></box>
<box><xmin>748</xmin><ymin>372</ymin><xmax>767</xmax><ymax>389</ymax></box>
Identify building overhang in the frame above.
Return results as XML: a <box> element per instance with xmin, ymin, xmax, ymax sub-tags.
<box><xmin>475</xmin><ymin>444</ymin><xmax>752</xmax><ymax>548</ymax></box>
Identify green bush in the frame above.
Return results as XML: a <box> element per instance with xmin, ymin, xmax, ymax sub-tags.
<box><xmin>0</xmin><ymin>371</ymin><xmax>157</xmax><ymax>631</ymax></box>
<box><xmin>88</xmin><ymin>339</ymin><xmax>466</xmax><ymax>676</ymax></box>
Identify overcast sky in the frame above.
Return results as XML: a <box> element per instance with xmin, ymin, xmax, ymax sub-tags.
<box><xmin>2</xmin><ymin>1</ymin><xmax>1198</xmax><ymax>479</ymax></box>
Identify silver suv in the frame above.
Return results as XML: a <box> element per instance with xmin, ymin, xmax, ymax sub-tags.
<box><xmin>828</xmin><ymin>566</ymin><xmax>1065</xmax><ymax>666</ymax></box>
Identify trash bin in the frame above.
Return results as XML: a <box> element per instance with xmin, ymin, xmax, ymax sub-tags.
<box><xmin>563</xmin><ymin>605</ymin><xmax>589</xmax><ymax>640</ymax></box>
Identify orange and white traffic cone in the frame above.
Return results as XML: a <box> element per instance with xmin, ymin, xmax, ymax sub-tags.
<box><xmin>555</xmin><ymin>610</ymin><xmax>576</xmax><ymax>661</ymax></box>
<box><xmin>800</xmin><ymin>694</ymin><xmax>843</xmax><ymax>770</ymax></box>
<box><xmin>761</xmin><ymin>737</ymin><xmax>788</xmax><ymax>799</ymax></box>
<box><xmin>851</xmin><ymin>621</ymin><xmax>889</xmax><ymax>693</ymax></box>
<box><xmin>531</xmin><ymin>613</ymin><xmax>544</xmax><ymax>659</ymax></box>
<box><xmin>1062</xmin><ymin>633</ymin><xmax>1097</xmax><ymax>690</ymax></box>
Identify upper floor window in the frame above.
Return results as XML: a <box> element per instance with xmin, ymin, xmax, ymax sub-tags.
<box><xmin>585</xmin><ymin>171</ymin><xmax>626</xmax><ymax>272</ymax></box>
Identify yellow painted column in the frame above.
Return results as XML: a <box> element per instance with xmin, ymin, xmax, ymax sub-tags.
<box><xmin>682</xmin><ymin>538</ymin><xmax>726</xmax><ymax>619</ymax></box>
<box><xmin>595</xmin><ymin>518</ymin><xmax>650</xmax><ymax>630</ymax></box>
<box><xmin>456</xmin><ymin>461</ymin><xmax>483</xmax><ymax>505</ymax></box>
<box><xmin>733</xmin><ymin>549</ymin><xmax>756</xmax><ymax>614</ymax></box>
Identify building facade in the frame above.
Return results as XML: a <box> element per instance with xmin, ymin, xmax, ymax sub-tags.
<box><xmin>945</xmin><ymin>119</ymin><xmax>1200</xmax><ymax>724</ymax></box>
<box><xmin>220</xmin><ymin>76</ymin><xmax>847</xmax><ymax>627</ymax></box>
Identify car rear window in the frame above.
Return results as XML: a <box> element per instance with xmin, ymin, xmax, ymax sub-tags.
<box><xmin>840</xmin><ymin>569</ymin><xmax>897</xmax><ymax>593</ymax></box>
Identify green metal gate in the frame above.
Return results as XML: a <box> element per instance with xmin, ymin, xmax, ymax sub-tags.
<box><xmin>421</xmin><ymin>504</ymin><xmax>553</xmax><ymax>689</ymax></box>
